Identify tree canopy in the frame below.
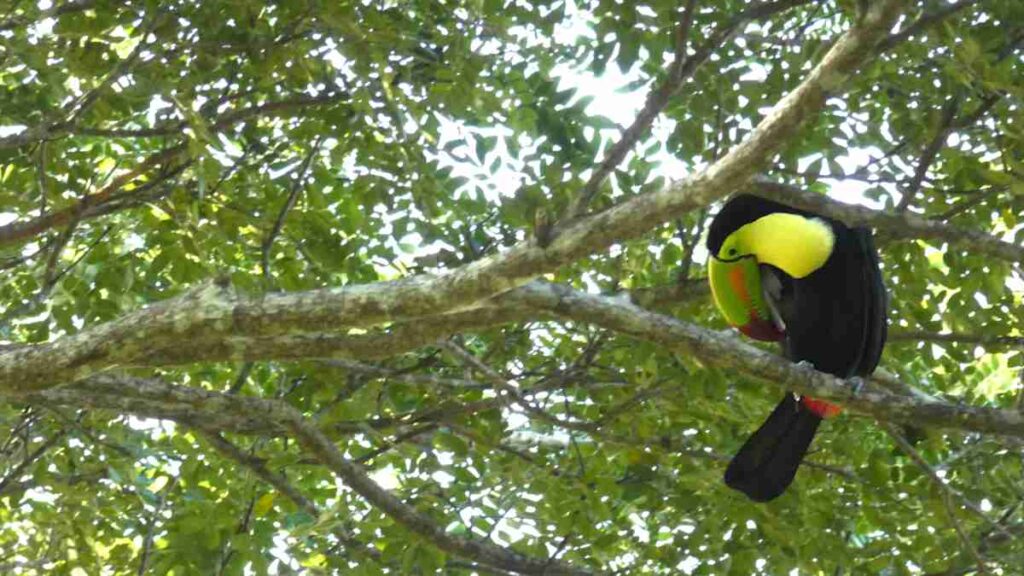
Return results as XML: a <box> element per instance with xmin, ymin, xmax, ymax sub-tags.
<box><xmin>1</xmin><ymin>0</ymin><xmax>1022</xmax><ymax>574</ymax></box>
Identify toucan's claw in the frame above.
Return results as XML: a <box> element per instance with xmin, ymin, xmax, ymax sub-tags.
<box><xmin>846</xmin><ymin>376</ymin><xmax>866</xmax><ymax>397</ymax></box>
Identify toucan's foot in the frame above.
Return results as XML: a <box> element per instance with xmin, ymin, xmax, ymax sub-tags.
<box><xmin>846</xmin><ymin>376</ymin><xmax>866</xmax><ymax>396</ymax></box>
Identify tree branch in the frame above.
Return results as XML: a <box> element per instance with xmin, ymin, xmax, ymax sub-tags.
<box><xmin>198</xmin><ymin>430</ymin><xmax>382</xmax><ymax>564</ymax></box>
<box><xmin>502</xmin><ymin>282</ymin><xmax>1024</xmax><ymax>437</ymax></box>
<box><xmin>261</xmin><ymin>137</ymin><xmax>323</xmax><ymax>284</ymax></box>
<box><xmin>0</xmin><ymin>1</ymin><xmax>910</xmax><ymax>393</ymax></box>
<box><xmin>745</xmin><ymin>179</ymin><xmax>1024</xmax><ymax>264</ymax></box>
<box><xmin>879</xmin><ymin>0</ymin><xmax>983</xmax><ymax>52</ymax></box>
<box><xmin>889</xmin><ymin>331</ymin><xmax>1024</xmax><ymax>349</ymax></box>
<box><xmin>0</xmin><ymin>144</ymin><xmax>189</xmax><ymax>248</ymax></box>
<box><xmin>14</xmin><ymin>273</ymin><xmax>1024</xmax><ymax>442</ymax></box>
<box><xmin>895</xmin><ymin>96</ymin><xmax>960</xmax><ymax>212</ymax></box>
<box><xmin>279</xmin><ymin>405</ymin><xmax>595</xmax><ymax>575</ymax></box>
<box><xmin>883</xmin><ymin>423</ymin><xmax>989</xmax><ymax>574</ymax></box>
<box><xmin>0</xmin><ymin>428</ymin><xmax>67</xmax><ymax>497</ymax></box>
<box><xmin>570</xmin><ymin>0</ymin><xmax>818</xmax><ymax>217</ymax></box>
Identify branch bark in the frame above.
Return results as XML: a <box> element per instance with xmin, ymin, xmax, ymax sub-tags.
<box><xmin>745</xmin><ymin>179</ymin><xmax>1024</xmax><ymax>264</ymax></box>
<box><xmin>14</xmin><ymin>275</ymin><xmax>1024</xmax><ymax>441</ymax></box>
<box><xmin>567</xmin><ymin>0</ymin><xmax>815</xmax><ymax>217</ymax></box>
<box><xmin>502</xmin><ymin>282</ymin><xmax>1024</xmax><ymax>437</ymax></box>
<box><xmin>0</xmin><ymin>1</ymin><xmax>910</xmax><ymax>393</ymax></box>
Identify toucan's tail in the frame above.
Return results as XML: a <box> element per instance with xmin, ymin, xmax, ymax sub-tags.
<box><xmin>724</xmin><ymin>394</ymin><xmax>822</xmax><ymax>502</ymax></box>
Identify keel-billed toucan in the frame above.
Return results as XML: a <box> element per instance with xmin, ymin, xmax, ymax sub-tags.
<box><xmin>705</xmin><ymin>194</ymin><xmax>887</xmax><ymax>502</ymax></box>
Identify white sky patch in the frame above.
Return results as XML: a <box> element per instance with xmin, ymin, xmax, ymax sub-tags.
<box><xmin>368</xmin><ymin>464</ymin><xmax>401</xmax><ymax>491</ymax></box>
<box><xmin>0</xmin><ymin>125</ymin><xmax>27</xmax><ymax>137</ymax></box>
<box><xmin>677</xmin><ymin>555</ymin><xmax>700</xmax><ymax>574</ymax></box>
<box><xmin>27</xmin><ymin>17</ymin><xmax>56</xmax><ymax>42</ymax></box>
<box><xmin>145</xmin><ymin>95</ymin><xmax>175</xmax><ymax>126</ymax></box>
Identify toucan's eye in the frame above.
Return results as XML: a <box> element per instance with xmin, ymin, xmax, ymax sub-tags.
<box><xmin>727</xmin><ymin>248</ymin><xmax>737</xmax><ymax>257</ymax></box>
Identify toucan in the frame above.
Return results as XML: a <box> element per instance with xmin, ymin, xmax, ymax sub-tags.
<box><xmin>705</xmin><ymin>194</ymin><xmax>887</xmax><ymax>502</ymax></box>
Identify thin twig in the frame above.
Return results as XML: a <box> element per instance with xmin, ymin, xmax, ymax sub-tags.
<box><xmin>879</xmin><ymin>0</ymin><xmax>983</xmax><ymax>51</ymax></box>
<box><xmin>198</xmin><ymin>430</ymin><xmax>382</xmax><ymax>564</ymax></box>
<box><xmin>442</xmin><ymin>341</ymin><xmax>603</xmax><ymax>435</ymax></box>
<box><xmin>896</xmin><ymin>96</ymin><xmax>960</xmax><ymax>212</ymax></box>
<box><xmin>137</xmin><ymin>476</ymin><xmax>178</xmax><ymax>576</ymax></box>
<box><xmin>884</xmin><ymin>420</ymin><xmax>995</xmax><ymax>569</ymax></box>
<box><xmin>68</xmin><ymin>13</ymin><xmax>162</xmax><ymax>126</ymax></box>
<box><xmin>261</xmin><ymin>137</ymin><xmax>323</xmax><ymax>284</ymax></box>
<box><xmin>0</xmin><ymin>429</ymin><xmax>67</xmax><ymax>497</ymax></box>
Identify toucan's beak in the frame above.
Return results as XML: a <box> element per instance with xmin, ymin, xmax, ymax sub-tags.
<box><xmin>708</xmin><ymin>255</ymin><xmax>785</xmax><ymax>342</ymax></box>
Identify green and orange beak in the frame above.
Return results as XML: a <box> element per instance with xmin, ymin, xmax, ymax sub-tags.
<box><xmin>708</xmin><ymin>255</ymin><xmax>785</xmax><ymax>342</ymax></box>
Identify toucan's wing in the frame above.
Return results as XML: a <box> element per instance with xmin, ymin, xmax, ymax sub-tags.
<box><xmin>782</xmin><ymin>223</ymin><xmax>883</xmax><ymax>377</ymax></box>
<box><xmin>851</xmin><ymin>227</ymin><xmax>887</xmax><ymax>376</ymax></box>
<box><xmin>723</xmin><ymin>394</ymin><xmax>822</xmax><ymax>502</ymax></box>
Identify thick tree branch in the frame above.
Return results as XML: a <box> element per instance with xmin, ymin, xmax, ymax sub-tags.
<box><xmin>0</xmin><ymin>2</ymin><xmax>908</xmax><ymax>393</ymax></box>
<box><xmin>568</xmin><ymin>0</ymin><xmax>814</xmax><ymax>217</ymax></box>
<box><xmin>14</xmin><ymin>275</ymin><xmax>1024</xmax><ymax>442</ymax></box>
<box><xmin>503</xmin><ymin>282</ymin><xmax>1024</xmax><ymax>437</ymax></box>
<box><xmin>745</xmin><ymin>179</ymin><xmax>1024</xmax><ymax>264</ymax></box>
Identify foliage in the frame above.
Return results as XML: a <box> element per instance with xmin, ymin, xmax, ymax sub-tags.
<box><xmin>0</xmin><ymin>0</ymin><xmax>1022</xmax><ymax>574</ymax></box>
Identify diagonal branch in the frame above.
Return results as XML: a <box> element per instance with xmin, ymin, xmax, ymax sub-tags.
<box><xmin>198</xmin><ymin>430</ymin><xmax>383</xmax><ymax>564</ymax></box>
<box><xmin>0</xmin><ymin>144</ymin><xmax>189</xmax><ymax>248</ymax></box>
<box><xmin>13</xmin><ymin>373</ymin><xmax>594</xmax><ymax>572</ymax></box>
<box><xmin>0</xmin><ymin>428</ymin><xmax>67</xmax><ymax>496</ymax></box>
<box><xmin>261</xmin><ymin>137</ymin><xmax>323</xmax><ymax>283</ymax></box>
<box><xmin>895</xmin><ymin>96</ymin><xmax>960</xmax><ymax>212</ymax></box>
<box><xmin>501</xmin><ymin>282</ymin><xmax>1024</xmax><ymax>437</ymax></box>
<box><xmin>568</xmin><ymin>0</ymin><xmax>814</xmax><ymax>217</ymax></box>
<box><xmin>279</xmin><ymin>404</ymin><xmax>595</xmax><ymax>575</ymax></box>
<box><xmin>0</xmin><ymin>9</ymin><xmax>156</xmax><ymax>149</ymax></box>
<box><xmin>883</xmin><ymin>423</ymin><xmax>990</xmax><ymax>574</ymax></box>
